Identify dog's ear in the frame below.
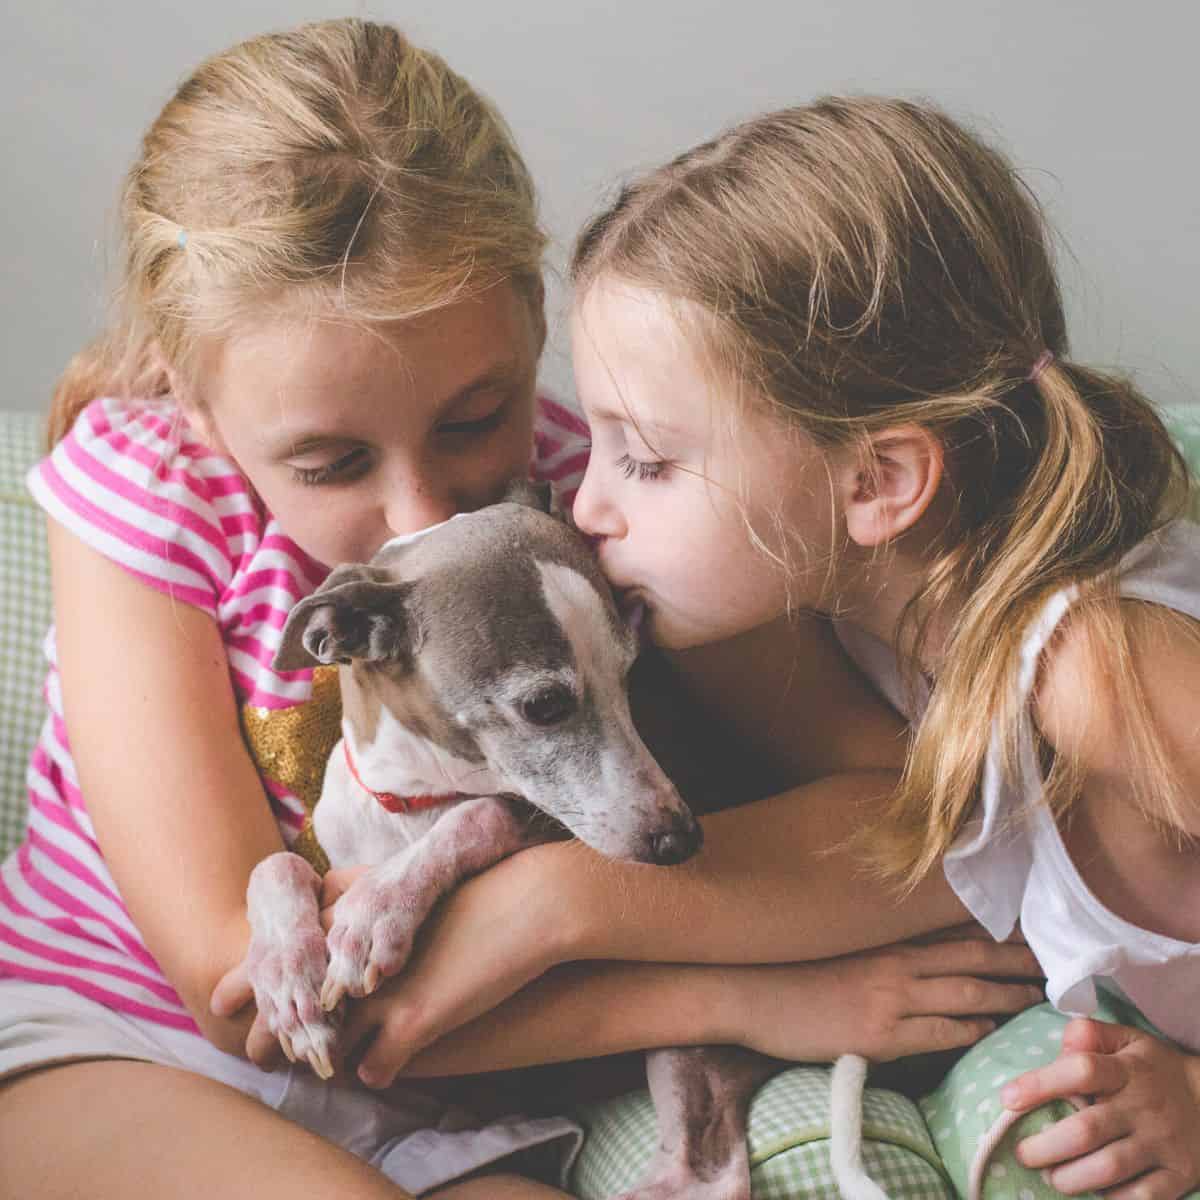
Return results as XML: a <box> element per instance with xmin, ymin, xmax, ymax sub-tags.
<box><xmin>274</xmin><ymin>565</ymin><xmax>418</xmax><ymax>672</ymax></box>
<box><xmin>501</xmin><ymin>477</ymin><xmax>552</xmax><ymax>514</ymax></box>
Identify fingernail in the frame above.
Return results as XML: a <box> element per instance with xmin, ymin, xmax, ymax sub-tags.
<box><xmin>1001</xmin><ymin>1083</ymin><xmax>1020</xmax><ymax>1107</ymax></box>
<box><xmin>358</xmin><ymin>1064</ymin><xmax>389</xmax><ymax>1090</ymax></box>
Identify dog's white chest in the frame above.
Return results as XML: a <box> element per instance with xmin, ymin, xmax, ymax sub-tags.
<box><xmin>314</xmin><ymin>759</ymin><xmax>447</xmax><ymax>867</ymax></box>
<box><xmin>314</xmin><ymin>711</ymin><xmax>508</xmax><ymax>869</ymax></box>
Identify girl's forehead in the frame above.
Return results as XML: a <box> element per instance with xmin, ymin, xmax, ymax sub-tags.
<box><xmin>574</xmin><ymin>276</ymin><xmax>681</xmax><ymax>343</ymax></box>
<box><xmin>572</xmin><ymin>280</ymin><xmax>732</xmax><ymax>431</ymax></box>
<box><xmin>201</xmin><ymin>288</ymin><xmax>538</xmax><ymax>423</ymax></box>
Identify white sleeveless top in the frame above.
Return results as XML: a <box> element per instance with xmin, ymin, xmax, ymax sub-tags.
<box><xmin>835</xmin><ymin>520</ymin><xmax>1200</xmax><ymax>1050</ymax></box>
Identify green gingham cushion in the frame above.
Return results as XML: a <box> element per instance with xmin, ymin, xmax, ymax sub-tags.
<box><xmin>570</xmin><ymin>1065</ymin><xmax>955</xmax><ymax>1198</ymax></box>
<box><xmin>0</xmin><ymin>409</ymin><xmax>50</xmax><ymax>859</ymax></box>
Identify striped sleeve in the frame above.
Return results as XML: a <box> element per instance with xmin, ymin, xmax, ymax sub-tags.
<box><xmin>25</xmin><ymin>398</ymin><xmax>238</xmax><ymax>617</ymax></box>
<box><xmin>532</xmin><ymin>393</ymin><xmax>591</xmax><ymax>510</ymax></box>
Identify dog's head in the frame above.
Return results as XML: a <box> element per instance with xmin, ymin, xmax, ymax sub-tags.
<box><xmin>274</xmin><ymin>482</ymin><xmax>700</xmax><ymax>866</ymax></box>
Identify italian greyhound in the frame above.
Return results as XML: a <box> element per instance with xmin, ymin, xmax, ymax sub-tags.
<box><xmin>243</xmin><ymin>481</ymin><xmax>879</xmax><ymax>1200</ymax></box>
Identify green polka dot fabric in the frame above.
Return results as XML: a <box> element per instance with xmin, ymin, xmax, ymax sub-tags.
<box><xmin>922</xmin><ymin>1004</ymin><xmax>1084</xmax><ymax>1200</ymax></box>
<box><xmin>923</xmin><ymin>998</ymin><xmax>1200</xmax><ymax>1200</ymax></box>
<box><xmin>0</xmin><ymin>409</ymin><xmax>50</xmax><ymax>859</ymax></box>
<box><xmin>570</xmin><ymin>1065</ymin><xmax>955</xmax><ymax>1198</ymax></box>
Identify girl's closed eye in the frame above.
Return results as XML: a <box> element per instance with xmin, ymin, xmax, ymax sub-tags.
<box><xmin>290</xmin><ymin>446</ymin><xmax>372</xmax><ymax>486</ymax></box>
<box><xmin>437</xmin><ymin>394</ymin><xmax>510</xmax><ymax>437</ymax></box>
<box><xmin>617</xmin><ymin>452</ymin><xmax>667</xmax><ymax>482</ymax></box>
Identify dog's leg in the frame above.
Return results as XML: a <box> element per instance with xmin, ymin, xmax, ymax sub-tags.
<box><xmin>617</xmin><ymin>1046</ymin><xmax>778</xmax><ymax>1200</ymax></box>
<box><xmin>244</xmin><ymin>851</ymin><xmax>339</xmax><ymax>1078</ymax></box>
<box><xmin>321</xmin><ymin>796</ymin><xmax>537</xmax><ymax>1010</ymax></box>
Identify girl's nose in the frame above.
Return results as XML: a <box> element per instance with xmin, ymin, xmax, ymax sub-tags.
<box><xmin>571</xmin><ymin>465</ymin><xmax>624</xmax><ymax>539</ymax></box>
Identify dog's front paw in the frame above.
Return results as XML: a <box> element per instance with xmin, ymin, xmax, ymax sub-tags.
<box><xmin>247</xmin><ymin>926</ymin><xmax>341</xmax><ymax>1079</ymax></box>
<box><xmin>322</xmin><ymin>874</ymin><xmax>419</xmax><ymax>1010</ymax></box>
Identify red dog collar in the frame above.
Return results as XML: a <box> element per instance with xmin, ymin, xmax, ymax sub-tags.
<box><xmin>343</xmin><ymin>741</ymin><xmax>460</xmax><ymax>814</ymax></box>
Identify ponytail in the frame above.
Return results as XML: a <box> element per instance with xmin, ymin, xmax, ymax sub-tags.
<box><xmin>881</xmin><ymin>357</ymin><xmax>1191</xmax><ymax>887</ymax></box>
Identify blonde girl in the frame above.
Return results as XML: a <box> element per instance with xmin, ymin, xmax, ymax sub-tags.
<box><xmin>0</xmin><ymin>19</ymin><xmax>595</xmax><ymax>1199</ymax></box>
<box><xmin>561</xmin><ymin>99</ymin><xmax>1198</xmax><ymax>1199</ymax></box>
<box><xmin>317</xmin><ymin>100</ymin><xmax>1200</xmax><ymax>1198</ymax></box>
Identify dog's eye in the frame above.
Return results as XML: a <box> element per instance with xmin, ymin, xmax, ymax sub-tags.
<box><xmin>521</xmin><ymin>685</ymin><xmax>576</xmax><ymax>727</ymax></box>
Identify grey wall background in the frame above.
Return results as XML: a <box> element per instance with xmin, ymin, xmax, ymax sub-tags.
<box><xmin>3</xmin><ymin>1</ymin><xmax>1197</xmax><ymax>414</ymax></box>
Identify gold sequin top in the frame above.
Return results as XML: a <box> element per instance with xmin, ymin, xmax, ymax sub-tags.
<box><xmin>239</xmin><ymin>665</ymin><xmax>342</xmax><ymax>875</ymax></box>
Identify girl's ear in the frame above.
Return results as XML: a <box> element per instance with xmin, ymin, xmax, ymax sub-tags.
<box><xmin>841</xmin><ymin>425</ymin><xmax>943</xmax><ymax>548</ymax></box>
<box><xmin>163</xmin><ymin>358</ymin><xmax>229</xmax><ymax>456</ymax></box>
<box><xmin>177</xmin><ymin>401</ymin><xmax>227</xmax><ymax>456</ymax></box>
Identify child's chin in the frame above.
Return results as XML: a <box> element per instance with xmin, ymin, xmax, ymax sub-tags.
<box><xmin>626</xmin><ymin>598</ymin><xmax>709</xmax><ymax>652</ymax></box>
<box><xmin>642</xmin><ymin>613</ymin><xmax>695</xmax><ymax>652</ymax></box>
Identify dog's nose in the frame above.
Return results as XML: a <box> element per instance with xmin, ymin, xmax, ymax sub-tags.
<box><xmin>648</xmin><ymin>814</ymin><xmax>703</xmax><ymax>865</ymax></box>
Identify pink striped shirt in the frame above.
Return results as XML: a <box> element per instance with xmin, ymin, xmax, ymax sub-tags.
<box><xmin>2</xmin><ymin>394</ymin><xmax>590</xmax><ymax>1033</ymax></box>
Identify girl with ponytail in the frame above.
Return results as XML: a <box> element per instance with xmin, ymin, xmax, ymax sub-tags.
<box><xmin>561</xmin><ymin>98</ymin><xmax>1200</xmax><ymax>1196</ymax></box>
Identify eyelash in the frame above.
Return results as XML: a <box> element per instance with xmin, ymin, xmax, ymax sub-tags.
<box><xmin>616</xmin><ymin>453</ymin><xmax>666</xmax><ymax>481</ymax></box>
<box><xmin>290</xmin><ymin>404</ymin><xmax>509</xmax><ymax>485</ymax></box>
<box><xmin>437</xmin><ymin>404</ymin><xmax>507</xmax><ymax>436</ymax></box>
<box><xmin>291</xmin><ymin>448</ymin><xmax>370</xmax><ymax>486</ymax></box>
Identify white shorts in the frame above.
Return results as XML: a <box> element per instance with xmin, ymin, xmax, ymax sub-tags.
<box><xmin>0</xmin><ymin>979</ymin><xmax>582</xmax><ymax>1195</ymax></box>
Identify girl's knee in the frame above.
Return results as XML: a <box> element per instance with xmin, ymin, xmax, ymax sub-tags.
<box><xmin>0</xmin><ymin>1058</ymin><xmax>411</xmax><ymax>1199</ymax></box>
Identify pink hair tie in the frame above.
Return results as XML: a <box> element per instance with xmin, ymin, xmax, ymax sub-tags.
<box><xmin>1028</xmin><ymin>349</ymin><xmax>1054</xmax><ymax>382</ymax></box>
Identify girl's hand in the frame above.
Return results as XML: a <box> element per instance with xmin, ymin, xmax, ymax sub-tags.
<box><xmin>1003</xmin><ymin>1018</ymin><xmax>1200</xmax><ymax>1199</ymax></box>
<box><xmin>214</xmin><ymin>852</ymin><xmax>561</xmax><ymax>1076</ymax></box>
<box><xmin>337</xmin><ymin>846</ymin><xmax>581</xmax><ymax>1088</ymax></box>
<box><xmin>733</xmin><ymin>937</ymin><xmax>1044</xmax><ymax>1063</ymax></box>
<box><xmin>212</xmin><ymin>954</ymin><xmax>301</xmax><ymax>1069</ymax></box>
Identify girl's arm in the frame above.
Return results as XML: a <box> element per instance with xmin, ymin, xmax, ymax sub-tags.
<box><xmin>230</xmin><ymin>776</ymin><xmax>973</xmax><ymax>1079</ymax></box>
<box><xmin>562</xmin><ymin>772</ymin><xmax>965</xmax><ymax>963</ymax></box>
<box><xmin>1007</xmin><ymin>601</ymin><xmax>1200</xmax><ymax>1194</ymax></box>
<box><xmin>1034</xmin><ymin>600</ymin><xmax>1200</xmax><ymax>939</ymax></box>
<box><xmin>392</xmin><ymin>770</ymin><xmax>965</xmax><ymax>986</ymax></box>
<box><xmin>49</xmin><ymin>521</ymin><xmax>282</xmax><ymax>1055</ymax></box>
<box><xmin>220</xmin><ymin>773</ymin><xmax>982</xmax><ymax>1075</ymax></box>
<box><xmin>353</xmin><ymin>939</ymin><xmax>1043</xmax><ymax>1087</ymax></box>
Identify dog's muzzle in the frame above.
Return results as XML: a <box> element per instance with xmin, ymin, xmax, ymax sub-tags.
<box><xmin>647</xmin><ymin>811</ymin><xmax>704</xmax><ymax>866</ymax></box>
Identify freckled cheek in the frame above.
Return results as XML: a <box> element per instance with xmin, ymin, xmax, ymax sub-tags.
<box><xmin>270</xmin><ymin>496</ymin><xmax>370</xmax><ymax>565</ymax></box>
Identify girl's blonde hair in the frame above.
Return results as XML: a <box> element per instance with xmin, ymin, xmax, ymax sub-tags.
<box><xmin>50</xmin><ymin>18</ymin><xmax>546</xmax><ymax>446</ymax></box>
<box><xmin>572</xmin><ymin>97</ymin><xmax>1193</xmax><ymax>885</ymax></box>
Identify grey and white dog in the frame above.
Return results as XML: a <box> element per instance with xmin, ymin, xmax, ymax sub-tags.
<box><xmin>244</xmin><ymin>482</ymin><xmax>875</xmax><ymax>1200</ymax></box>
